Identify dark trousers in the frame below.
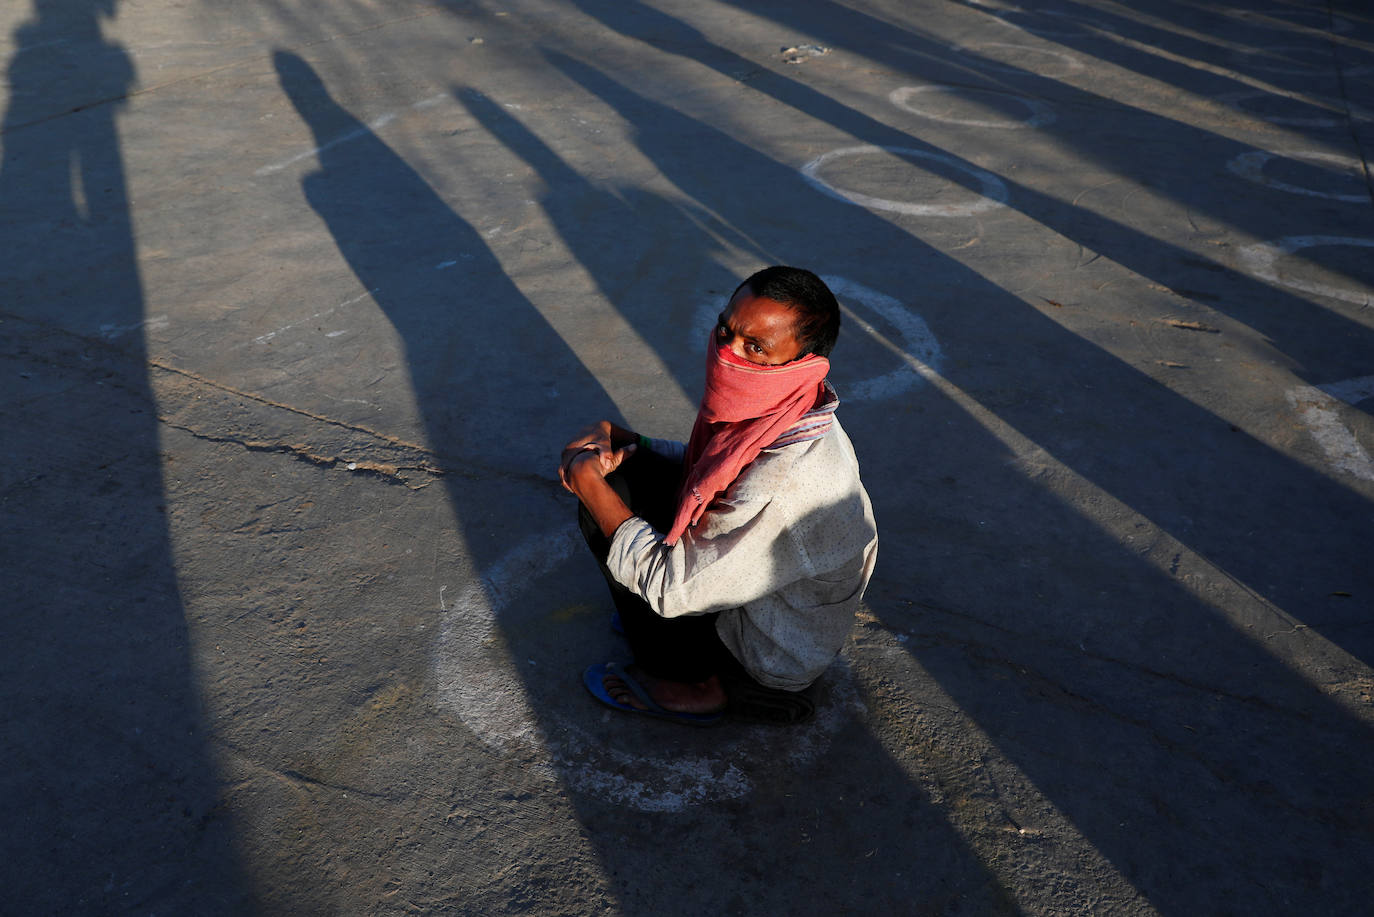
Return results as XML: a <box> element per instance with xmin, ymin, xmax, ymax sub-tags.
<box><xmin>577</xmin><ymin>449</ymin><xmax>740</xmax><ymax>683</ymax></box>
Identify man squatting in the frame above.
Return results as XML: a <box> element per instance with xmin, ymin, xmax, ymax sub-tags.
<box><xmin>559</xmin><ymin>266</ymin><xmax>878</xmax><ymax>725</ymax></box>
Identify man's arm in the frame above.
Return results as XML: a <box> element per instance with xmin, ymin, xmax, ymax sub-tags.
<box><xmin>605</xmin><ymin>440</ymin><xmax>868</xmax><ymax>620</ymax></box>
<box><xmin>565</xmin><ymin>446</ymin><xmax>636</xmax><ymax>539</ymax></box>
<box><xmin>608</xmin><ymin>490</ymin><xmax>804</xmax><ymax>619</ymax></box>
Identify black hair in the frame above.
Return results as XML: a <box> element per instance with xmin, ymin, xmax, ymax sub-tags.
<box><xmin>734</xmin><ymin>266</ymin><xmax>841</xmax><ymax>359</ymax></box>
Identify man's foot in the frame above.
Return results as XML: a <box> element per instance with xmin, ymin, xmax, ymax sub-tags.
<box><xmin>603</xmin><ymin>665</ymin><xmax>727</xmax><ymax>715</ymax></box>
<box><xmin>582</xmin><ymin>662</ymin><xmax>727</xmax><ymax>726</ymax></box>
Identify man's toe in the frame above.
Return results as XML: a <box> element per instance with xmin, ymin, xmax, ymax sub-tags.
<box><xmin>603</xmin><ymin>673</ymin><xmax>645</xmax><ymax>710</ymax></box>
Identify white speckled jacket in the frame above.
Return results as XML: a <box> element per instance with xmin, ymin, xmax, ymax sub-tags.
<box><xmin>607</xmin><ymin>393</ymin><xmax>878</xmax><ymax>691</ymax></box>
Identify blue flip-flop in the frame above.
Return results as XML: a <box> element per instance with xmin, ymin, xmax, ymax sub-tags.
<box><xmin>582</xmin><ymin>662</ymin><xmax>725</xmax><ymax>727</ymax></box>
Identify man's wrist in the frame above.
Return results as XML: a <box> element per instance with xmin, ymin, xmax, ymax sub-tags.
<box><xmin>569</xmin><ymin>451</ymin><xmax>606</xmax><ymax>487</ymax></box>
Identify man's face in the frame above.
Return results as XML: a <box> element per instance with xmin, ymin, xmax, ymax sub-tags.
<box><xmin>715</xmin><ymin>290</ymin><xmax>804</xmax><ymax>366</ymax></box>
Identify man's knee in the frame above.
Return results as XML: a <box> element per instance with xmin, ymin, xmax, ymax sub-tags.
<box><xmin>615</xmin><ymin>451</ymin><xmax>681</xmax><ymax>530</ymax></box>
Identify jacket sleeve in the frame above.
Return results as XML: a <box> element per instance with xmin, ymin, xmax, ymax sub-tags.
<box><xmin>605</xmin><ymin>491</ymin><xmax>811</xmax><ymax>619</ymax></box>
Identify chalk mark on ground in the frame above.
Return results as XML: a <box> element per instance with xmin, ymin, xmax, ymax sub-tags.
<box><xmin>889</xmin><ymin>85</ymin><xmax>1057</xmax><ymax>129</ymax></box>
<box><xmin>948</xmin><ymin>42</ymin><xmax>1084</xmax><ymax>78</ymax></box>
<box><xmin>1237</xmin><ymin>235</ymin><xmax>1374</xmax><ymax>306</ymax></box>
<box><xmin>800</xmin><ymin>145</ymin><xmax>1009</xmax><ymax>216</ymax></box>
<box><xmin>255</xmin><ymin>92</ymin><xmax>448</xmax><ymax>176</ymax></box>
<box><xmin>1214</xmin><ymin>89</ymin><xmax>1373</xmax><ymax>128</ymax></box>
<box><xmin>1227</xmin><ymin>150</ymin><xmax>1369</xmax><ymax>203</ymax></box>
<box><xmin>1288</xmin><ymin>377</ymin><xmax>1374</xmax><ymax>483</ymax></box>
<box><xmin>433</xmin><ymin>529</ymin><xmax>862</xmax><ymax>812</ymax></box>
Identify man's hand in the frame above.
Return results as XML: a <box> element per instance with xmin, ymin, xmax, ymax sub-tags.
<box><xmin>558</xmin><ymin>441</ymin><xmax>637</xmax><ymax>493</ymax></box>
<box><xmin>559</xmin><ymin>420</ymin><xmax>637</xmax><ymax>489</ymax></box>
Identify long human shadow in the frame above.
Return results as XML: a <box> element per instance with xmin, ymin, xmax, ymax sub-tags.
<box><xmin>546</xmin><ymin>1</ymin><xmax>1374</xmax><ymax>665</ymax></box>
<box><xmin>273</xmin><ymin>51</ymin><xmax>1024</xmax><ymax>915</ymax></box>
<box><xmin>544</xmin><ymin>49</ymin><xmax>1374</xmax><ymax>913</ymax></box>
<box><xmin>0</xmin><ymin>1</ymin><xmax>252</xmax><ymax>912</ymax></box>
<box><xmin>272</xmin><ymin>51</ymin><xmax>622</xmax><ymax>473</ymax></box>
<box><xmin>452</xmin><ymin>85</ymin><xmax>765</xmax><ymax>399</ymax></box>
<box><xmin>271</xmin><ymin>50</ymin><xmax>635</xmax><ymax>667</ymax></box>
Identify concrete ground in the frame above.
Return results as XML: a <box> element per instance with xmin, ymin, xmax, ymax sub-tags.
<box><xmin>3</xmin><ymin>0</ymin><xmax>1373</xmax><ymax>913</ymax></box>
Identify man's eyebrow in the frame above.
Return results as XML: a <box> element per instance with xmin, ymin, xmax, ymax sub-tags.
<box><xmin>718</xmin><ymin>311</ymin><xmax>775</xmax><ymax>350</ymax></box>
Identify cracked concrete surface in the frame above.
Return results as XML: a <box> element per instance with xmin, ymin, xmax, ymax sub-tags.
<box><xmin>3</xmin><ymin>0</ymin><xmax>1373</xmax><ymax>914</ymax></box>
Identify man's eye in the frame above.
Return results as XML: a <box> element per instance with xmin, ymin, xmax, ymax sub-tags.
<box><xmin>748</xmin><ymin>342</ymin><xmax>763</xmax><ymax>354</ymax></box>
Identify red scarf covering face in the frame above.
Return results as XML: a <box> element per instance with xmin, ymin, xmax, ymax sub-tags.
<box><xmin>664</xmin><ymin>340</ymin><xmax>830</xmax><ymax>545</ymax></box>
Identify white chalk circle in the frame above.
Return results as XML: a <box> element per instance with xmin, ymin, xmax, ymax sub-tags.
<box><xmin>691</xmin><ymin>276</ymin><xmax>943</xmax><ymax>402</ymax></box>
<box><xmin>889</xmin><ymin>85</ymin><xmax>1057</xmax><ymax>129</ymax></box>
<box><xmin>1227</xmin><ymin>150</ymin><xmax>1370</xmax><ymax>203</ymax></box>
<box><xmin>823</xmin><ymin>276</ymin><xmax>944</xmax><ymax>399</ymax></box>
<box><xmin>434</xmin><ymin>528</ymin><xmax>864</xmax><ymax>812</ymax></box>
<box><xmin>1224</xmin><ymin>7</ymin><xmax>1353</xmax><ymax>34</ymax></box>
<box><xmin>949</xmin><ymin>42</ymin><xmax>1085</xmax><ymax>78</ymax></box>
<box><xmin>990</xmin><ymin>8</ymin><xmax>1118</xmax><ymax>39</ymax></box>
<box><xmin>800</xmin><ymin>145</ymin><xmax>1009</xmax><ymax>217</ymax></box>
<box><xmin>1238</xmin><ymin>235</ymin><xmax>1374</xmax><ymax>306</ymax></box>
<box><xmin>1228</xmin><ymin>45</ymin><xmax>1373</xmax><ymax>77</ymax></box>
<box><xmin>1215</xmin><ymin>89</ymin><xmax>1374</xmax><ymax>128</ymax></box>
